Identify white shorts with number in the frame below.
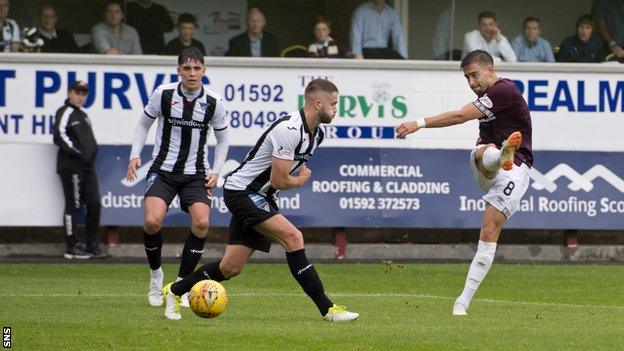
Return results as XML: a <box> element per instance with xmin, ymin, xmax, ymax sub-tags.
<box><xmin>469</xmin><ymin>146</ymin><xmax>530</xmax><ymax>218</ymax></box>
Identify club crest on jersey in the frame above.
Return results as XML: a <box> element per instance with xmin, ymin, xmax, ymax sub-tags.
<box><xmin>479</xmin><ymin>95</ymin><xmax>493</xmax><ymax>109</ymax></box>
<box><xmin>248</xmin><ymin>193</ymin><xmax>270</xmax><ymax>212</ymax></box>
<box><xmin>199</xmin><ymin>101</ymin><xmax>209</xmax><ymax>110</ymax></box>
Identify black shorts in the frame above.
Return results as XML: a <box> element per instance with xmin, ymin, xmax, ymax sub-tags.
<box><xmin>145</xmin><ymin>170</ymin><xmax>210</xmax><ymax>213</ymax></box>
<box><xmin>223</xmin><ymin>189</ymin><xmax>279</xmax><ymax>253</ymax></box>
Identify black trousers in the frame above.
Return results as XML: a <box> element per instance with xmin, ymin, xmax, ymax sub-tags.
<box><xmin>362</xmin><ymin>48</ymin><xmax>404</xmax><ymax>59</ymax></box>
<box><xmin>59</xmin><ymin>169</ymin><xmax>101</xmax><ymax>252</ymax></box>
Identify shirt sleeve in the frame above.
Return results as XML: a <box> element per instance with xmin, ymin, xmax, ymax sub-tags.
<box><xmin>210</xmin><ymin>98</ymin><xmax>229</xmax><ymax>131</ymax></box>
<box><xmin>131</xmin><ymin>27</ymin><xmax>143</xmax><ymax>55</ymax></box>
<box><xmin>144</xmin><ymin>87</ymin><xmax>162</xmax><ymax>119</ymax></box>
<box><xmin>472</xmin><ymin>83</ymin><xmax>514</xmax><ymax>118</ymax></box>
<box><xmin>462</xmin><ymin>31</ymin><xmax>480</xmax><ymax>57</ymax></box>
<box><xmin>544</xmin><ymin>40</ymin><xmax>555</xmax><ymax>62</ymax></box>
<box><xmin>350</xmin><ymin>7</ymin><xmax>364</xmax><ymax>56</ymax></box>
<box><xmin>497</xmin><ymin>35</ymin><xmax>517</xmax><ymax>62</ymax></box>
<box><xmin>91</xmin><ymin>24</ymin><xmax>111</xmax><ymax>53</ymax></box>
<box><xmin>391</xmin><ymin>11</ymin><xmax>408</xmax><ymax>59</ymax></box>
<box><xmin>269</xmin><ymin>124</ymin><xmax>300</xmax><ymax>161</ymax></box>
<box><xmin>11</xmin><ymin>20</ymin><xmax>20</xmax><ymax>43</ymax></box>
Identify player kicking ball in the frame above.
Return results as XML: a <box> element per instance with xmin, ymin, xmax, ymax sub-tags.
<box><xmin>163</xmin><ymin>79</ymin><xmax>359</xmax><ymax>322</ymax></box>
<box><xmin>396</xmin><ymin>50</ymin><xmax>533</xmax><ymax>316</ymax></box>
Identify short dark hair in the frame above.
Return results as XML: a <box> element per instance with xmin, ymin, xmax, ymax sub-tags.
<box><xmin>576</xmin><ymin>14</ymin><xmax>595</xmax><ymax>30</ymax></box>
<box><xmin>178</xmin><ymin>13</ymin><xmax>197</xmax><ymax>27</ymax></box>
<box><xmin>477</xmin><ymin>11</ymin><xmax>496</xmax><ymax>22</ymax></box>
<box><xmin>105</xmin><ymin>1</ymin><xmax>124</xmax><ymax>13</ymax></box>
<box><xmin>523</xmin><ymin>16</ymin><xmax>540</xmax><ymax>28</ymax></box>
<box><xmin>305</xmin><ymin>79</ymin><xmax>338</xmax><ymax>98</ymax></box>
<box><xmin>178</xmin><ymin>47</ymin><xmax>204</xmax><ymax>65</ymax></box>
<box><xmin>39</xmin><ymin>4</ymin><xmax>56</xmax><ymax>18</ymax></box>
<box><xmin>460</xmin><ymin>50</ymin><xmax>494</xmax><ymax>69</ymax></box>
<box><xmin>314</xmin><ymin>15</ymin><xmax>331</xmax><ymax>29</ymax></box>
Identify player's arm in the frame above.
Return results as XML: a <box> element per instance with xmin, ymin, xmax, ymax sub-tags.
<box><xmin>396</xmin><ymin>103</ymin><xmax>484</xmax><ymax>138</ymax></box>
<box><xmin>126</xmin><ymin>113</ymin><xmax>156</xmax><ymax>181</ymax></box>
<box><xmin>268</xmin><ymin>124</ymin><xmax>309</xmax><ymax>190</ymax></box>
<box><xmin>270</xmin><ymin>158</ymin><xmax>311</xmax><ymax>190</ymax></box>
<box><xmin>206</xmin><ymin>99</ymin><xmax>230</xmax><ymax>190</ymax></box>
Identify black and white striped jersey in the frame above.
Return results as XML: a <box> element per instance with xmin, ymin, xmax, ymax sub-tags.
<box><xmin>144</xmin><ymin>82</ymin><xmax>228</xmax><ymax>175</ymax></box>
<box><xmin>224</xmin><ymin>109</ymin><xmax>324</xmax><ymax>198</ymax></box>
<box><xmin>1</xmin><ymin>19</ymin><xmax>20</xmax><ymax>52</ymax></box>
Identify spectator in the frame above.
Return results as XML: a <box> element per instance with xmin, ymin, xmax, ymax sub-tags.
<box><xmin>37</xmin><ymin>5</ymin><xmax>78</xmax><ymax>53</ymax></box>
<box><xmin>226</xmin><ymin>8</ymin><xmax>278</xmax><ymax>57</ymax></box>
<box><xmin>162</xmin><ymin>13</ymin><xmax>206</xmax><ymax>56</ymax></box>
<box><xmin>126</xmin><ymin>0</ymin><xmax>174</xmax><ymax>55</ymax></box>
<box><xmin>53</xmin><ymin>81</ymin><xmax>106</xmax><ymax>260</ymax></box>
<box><xmin>0</xmin><ymin>0</ymin><xmax>20</xmax><ymax>52</ymax></box>
<box><xmin>463</xmin><ymin>11</ymin><xmax>516</xmax><ymax>62</ymax></box>
<box><xmin>557</xmin><ymin>15</ymin><xmax>605</xmax><ymax>63</ymax></box>
<box><xmin>350</xmin><ymin>0</ymin><xmax>407</xmax><ymax>59</ymax></box>
<box><xmin>308</xmin><ymin>16</ymin><xmax>346</xmax><ymax>58</ymax></box>
<box><xmin>91</xmin><ymin>1</ymin><xmax>142</xmax><ymax>55</ymax></box>
<box><xmin>591</xmin><ymin>0</ymin><xmax>624</xmax><ymax>60</ymax></box>
<box><xmin>511</xmin><ymin>17</ymin><xmax>555</xmax><ymax>62</ymax></box>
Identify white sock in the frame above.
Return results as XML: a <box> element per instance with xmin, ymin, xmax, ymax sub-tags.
<box><xmin>482</xmin><ymin>147</ymin><xmax>502</xmax><ymax>172</ymax></box>
<box><xmin>457</xmin><ymin>240</ymin><xmax>497</xmax><ymax>307</ymax></box>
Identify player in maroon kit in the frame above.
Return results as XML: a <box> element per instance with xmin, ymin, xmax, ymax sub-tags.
<box><xmin>396</xmin><ymin>49</ymin><xmax>533</xmax><ymax>316</ymax></box>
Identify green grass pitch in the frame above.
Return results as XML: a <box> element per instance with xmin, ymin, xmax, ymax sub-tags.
<box><xmin>2</xmin><ymin>262</ymin><xmax>623</xmax><ymax>350</ymax></box>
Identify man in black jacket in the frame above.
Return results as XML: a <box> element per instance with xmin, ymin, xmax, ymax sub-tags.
<box><xmin>53</xmin><ymin>81</ymin><xmax>104</xmax><ymax>259</ymax></box>
<box><xmin>226</xmin><ymin>8</ymin><xmax>279</xmax><ymax>57</ymax></box>
<box><xmin>37</xmin><ymin>5</ymin><xmax>78</xmax><ymax>53</ymax></box>
<box><xmin>126</xmin><ymin>0</ymin><xmax>174</xmax><ymax>55</ymax></box>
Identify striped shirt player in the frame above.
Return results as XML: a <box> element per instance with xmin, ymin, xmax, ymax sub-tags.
<box><xmin>127</xmin><ymin>46</ymin><xmax>229</xmax><ymax>309</ymax></box>
<box><xmin>225</xmin><ymin>109</ymin><xmax>324</xmax><ymax>203</ymax></box>
<box><xmin>1</xmin><ymin>17</ymin><xmax>20</xmax><ymax>52</ymax></box>
<box><xmin>164</xmin><ymin>79</ymin><xmax>359</xmax><ymax>322</ymax></box>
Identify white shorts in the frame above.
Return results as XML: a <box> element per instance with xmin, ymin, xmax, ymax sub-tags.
<box><xmin>469</xmin><ymin>146</ymin><xmax>530</xmax><ymax>218</ymax></box>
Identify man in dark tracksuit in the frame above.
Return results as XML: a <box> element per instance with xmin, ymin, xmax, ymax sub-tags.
<box><xmin>53</xmin><ymin>81</ymin><xmax>105</xmax><ymax>259</ymax></box>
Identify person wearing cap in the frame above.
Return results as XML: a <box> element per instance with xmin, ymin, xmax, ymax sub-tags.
<box><xmin>161</xmin><ymin>12</ymin><xmax>206</xmax><ymax>56</ymax></box>
<box><xmin>53</xmin><ymin>81</ymin><xmax>106</xmax><ymax>259</ymax></box>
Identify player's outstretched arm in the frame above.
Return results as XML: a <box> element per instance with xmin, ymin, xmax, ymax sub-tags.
<box><xmin>270</xmin><ymin>158</ymin><xmax>311</xmax><ymax>190</ymax></box>
<box><xmin>126</xmin><ymin>113</ymin><xmax>156</xmax><ymax>181</ymax></box>
<box><xmin>396</xmin><ymin>103</ymin><xmax>484</xmax><ymax>138</ymax></box>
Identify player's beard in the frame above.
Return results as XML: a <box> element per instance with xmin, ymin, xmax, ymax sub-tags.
<box><xmin>319</xmin><ymin>110</ymin><xmax>334</xmax><ymax>124</ymax></box>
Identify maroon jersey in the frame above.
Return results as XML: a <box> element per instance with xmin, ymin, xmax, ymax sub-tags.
<box><xmin>472</xmin><ymin>78</ymin><xmax>533</xmax><ymax>167</ymax></box>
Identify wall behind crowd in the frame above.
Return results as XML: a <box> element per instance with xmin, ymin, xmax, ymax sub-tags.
<box><xmin>411</xmin><ymin>0</ymin><xmax>594</xmax><ymax>59</ymax></box>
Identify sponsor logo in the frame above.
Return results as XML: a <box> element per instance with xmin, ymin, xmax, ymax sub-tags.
<box><xmin>167</xmin><ymin>118</ymin><xmax>207</xmax><ymax>129</ymax></box>
<box><xmin>190</xmin><ymin>249</ymin><xmax>204</xmax><ymax>254</ymax></box>
<box><xmin>297</xmin><ymin>264</ymin><xmax>313</xmax><ymax>275</ymax></box>
<box><xmin>529</xmin><ymin>164</ymin><xmax>624</xmax><ymax>193</ymax></box>
<box><xmin>287</xmin><ymin>126</ymin><xmax>297</xmax><ymax>131</ymax></box>
<box><xmin>248</xmin><ymin>193</ymin><xmax>270</xmax><ymax>212</ymax></box>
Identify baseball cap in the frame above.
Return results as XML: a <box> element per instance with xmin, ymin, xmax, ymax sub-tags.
<box><xmin>69</xmin><ymin>80</ymin><xmax>89</xmax><ymax>93</ymax></box>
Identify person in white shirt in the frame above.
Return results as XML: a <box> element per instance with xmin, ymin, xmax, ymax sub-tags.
<box><xmin>462</xmin><ymin>11</ymin><xmax>516</xmax><ymax>62</ymax></box>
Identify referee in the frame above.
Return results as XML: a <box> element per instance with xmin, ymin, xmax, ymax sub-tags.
<box><xmin>53</xmin><ymin>81</ymin><xmax>105</xmax><ymax>259</ymax></box>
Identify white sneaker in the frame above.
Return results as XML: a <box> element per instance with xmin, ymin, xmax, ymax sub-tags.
<box><xmin>323</xmin><ymin>304</ymin><xmax>359</xmax><ymax>322</ymax></box>
<box><xmin>163</xmin><ymin>283</ymin><xmax>181</xmax><ymax>320</ymax></box>
<box><xmin>174</xmin><ymin>277</ymin><xmax>190</xmax><ymax>308</ymax></box>
<box><xmin>148</xmin><ymin>268</ymin><xmax>164</xmax><ymax>307</ymax></box>
<box><xmin>180</xmin><ymin>292</ymin><xmax>190</xmax><ymax>308</ymax></box>
<box><xmin>452</xmin><ymin>300</ymin><xmax>468</xmax><ymax>316</ymax></box>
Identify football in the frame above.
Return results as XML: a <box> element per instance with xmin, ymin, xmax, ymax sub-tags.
<box><xmin>188</xmin><ymin>280</ymin><xmax>228</xmax><ymax>318</ymax></box>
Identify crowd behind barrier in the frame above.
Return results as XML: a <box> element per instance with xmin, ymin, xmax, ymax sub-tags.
<box><xmin>2</xmin><ymin>0</ymin><xmax>624</xmax><ymax>63</ymax></box>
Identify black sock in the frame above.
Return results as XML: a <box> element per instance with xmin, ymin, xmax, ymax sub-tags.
<box><xmin>143</xmin><ymin>230</ymin><xmax>162</xmax><ymax>270</ymax></box>
<box><xmin>178</xmin><ymin>232</ymin><xmax>206</xmax><ymax>278</ymax></box>
<box><xmin>171</xmin><ymin>260</ymin><xmax>227</xmax><ymax>296</ymax></box>
<box><xmin>286</xmin><ymin>249</ymin><xmax>333</xmax><ymax>316</ymax></box>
